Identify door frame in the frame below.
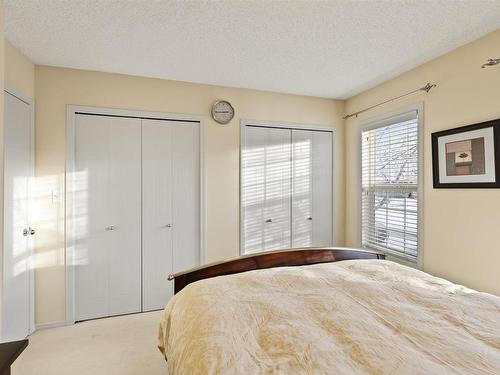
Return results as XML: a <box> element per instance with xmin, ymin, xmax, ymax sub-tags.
<box><xmin>3</xmin><ymin>86</ymin><xmax>36</xmax><ymax>336</ymax></box>
<box><xmin>239</xmin><ymin>119</ymin><xmax>336</xmax><ymax>255</ymax></box>
<box><xmin>65</xmin><ymin>105</ymin><xmax>206</xmax><ymax>324</ymax></box>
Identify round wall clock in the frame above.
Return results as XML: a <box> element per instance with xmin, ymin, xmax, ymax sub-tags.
<box><xmin>211</xmin><ymin>100</ymin><xmax>235</xmax><ymax>124</ymax></box>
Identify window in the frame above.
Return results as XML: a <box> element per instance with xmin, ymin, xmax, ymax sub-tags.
<box><xmin>361</xmin><ymin>110</ymin><xmax>420</xmax><ymax>263</ymax></box>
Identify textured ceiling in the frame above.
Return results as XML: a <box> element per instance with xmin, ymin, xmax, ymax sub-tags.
<box><xmin>4</xmin><ymin>1</ymin><xmax>500</xmax><ymax>99</ymax></box>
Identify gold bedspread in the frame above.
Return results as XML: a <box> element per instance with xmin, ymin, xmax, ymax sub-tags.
<box><xmin>159</xmin><ymin>260</ymin><xmax>500</xmax><ymax>374</ymax></box>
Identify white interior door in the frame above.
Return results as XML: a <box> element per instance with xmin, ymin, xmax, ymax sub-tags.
<box><xmin>292</xmin><ymin>129</ymin><xmax>333</xmax><ymax>247</ymax></box>
<box><xmin>242</xmin><ymin>125</ymin><xmax>332</xmax><ymax>253</ymax></box>
<box><xmin>2</xmin><ymin>91</ymin><xmax>33</xmax><ymax>341</ymax></box>
<box><xmin>263</xmin><ymin>128</ymin><xmax>292</xmax><ymax>250</ymax></box>
<box><xmin>291</xmin><ymin>130</ymin><xmax>313</xmax><ymax>247</ymax></box>
<box><xmin>311</xmin><ymin>131</ymin><xmax>333</xmax><ymax>246</ymax></box>
<box><xmin>142</xmin><ymin>119</ymin><xmax>200</xmax><ymax>311</ymax></box>
<box><xmin>242</xmin><ymin>126</ymin><xmax>291</xmax><ymax>253</ymax></box>
<box><xmin>74</xmin><ymin>114</ymin><xmax>141</xmax><ymax>321</ymax></box>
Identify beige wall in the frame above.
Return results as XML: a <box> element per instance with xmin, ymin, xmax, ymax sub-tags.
<box><xmin>34</xmin><ymin>66</ymin><xmax>345</xmax><ymax>325</ymax></box>
<box><xmin>5</xmin><ymin>40</ymin><xmax>34</xmax><ymax>99</ymax></box>
<box><xmin>0</xmin><ymin>1</ymin><xmax>5</xmax><ymax>334</ymax></box>
<box><xmin>345</xmin><ymin>29</ymin><xmax>500</xmax><ymax>296</ymax></box>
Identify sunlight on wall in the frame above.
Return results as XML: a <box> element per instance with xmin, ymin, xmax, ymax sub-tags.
<box><xmin>31</xmin><ymin>173</ymin><xmax>65</xmax><ymax>270</ymax></box>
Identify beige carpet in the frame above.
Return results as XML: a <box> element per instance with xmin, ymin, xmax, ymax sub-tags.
<box><xmin>13</xmin><ymin>311</ymin><xmax>167</xmax><ymax>375</ymax></box>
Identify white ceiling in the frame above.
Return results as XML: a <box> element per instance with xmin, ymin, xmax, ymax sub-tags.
<box><xmin>4</xmin><ymin>1</ymin><xmax>500</xmax><ymax>99</ymax></box>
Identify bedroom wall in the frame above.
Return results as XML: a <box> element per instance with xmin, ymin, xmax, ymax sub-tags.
<box><xmin>0</xmin><ymin>1</ymin><xmax>5</xmax><ymax>335</ymax></box>
<box><xmin>33</xmin><ymin>66</ymin><xmax>345</xmax><ymax>325</ymax></box>
<box><xmin>5</xmin><ymin>40</ymin><xmax>34</xmax><ymax>99</ymax></box>
<box><xmin>344</xmin><ymin>29</ymin><xmax>500</xmax><ymax>296</ymax></box>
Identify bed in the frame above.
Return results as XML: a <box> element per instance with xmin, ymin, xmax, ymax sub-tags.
<box><xmin>158</xmin><ymin>248</ymin><xmax>500</xmax><ymax>374</ymax></box>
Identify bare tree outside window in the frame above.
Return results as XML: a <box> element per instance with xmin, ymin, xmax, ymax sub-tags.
<box><xmin>362</xmin><ymin>116</ymin><xmax>419</xmax><ymax>258</ymax></box>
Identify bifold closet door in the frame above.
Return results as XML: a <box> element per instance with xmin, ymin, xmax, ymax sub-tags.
<box><xmin>242</xmin><ymin>126</ymin><xmax>291</xmax><ymax>253</ymax></box>
<box><xmin>74</xmin><ymin>115</ymin><xmax>142</xmax><ymax>321</ymax></box>
<box><xmin>292</xmin><ymin>130</ymin><xmax>333</xmax><ymax>247</ymax></box>
<box><xmin>142</xmin><ymin>120</ymin><xmax>200</xmax><ymax>311</ymax></box>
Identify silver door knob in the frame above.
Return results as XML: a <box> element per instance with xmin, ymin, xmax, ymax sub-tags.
<box><xmin>307</xmin><ymin>217</ymin><xmax>313</xmax><ymax>221</ymax></box>
<box><xmin>29</xmin><ymin>227</ymin><xmax>36</xmax><ymax>235</ymax></box>
<box><xmin>23</xmin><ymin>228</ymin><xmax>29</xmax><ymax>236</ymax></box>
<box><xmin>265</xmin><ymin>219</ymin><xmax>273</xmax><ymax>223</ymax></box>
<box><xmin>165</xmin><ymin>224</ymin><xmax>172</xmax><ymax>228</ymax></box>
<box><xmin>105</xmin><ymin>225</ymin><xmax>116</xmax><ymax>231</ymax></box>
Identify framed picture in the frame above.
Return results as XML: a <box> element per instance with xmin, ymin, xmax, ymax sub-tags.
<box><xmin>432</xmin><ymin>119</ymin><xmax>500</xmax><ymax>188</ymax></box>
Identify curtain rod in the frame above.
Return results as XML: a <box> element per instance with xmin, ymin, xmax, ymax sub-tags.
<box><xmin>343</xmin><ymin>82</ymin><xmax>437</xmax><ymax>120</ymax></box>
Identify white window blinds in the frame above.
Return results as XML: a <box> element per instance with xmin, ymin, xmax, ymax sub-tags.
<box><xmin>361</xmin><ymin>111</ymin><xmax>420</xmax><ymax>261</ymax></box>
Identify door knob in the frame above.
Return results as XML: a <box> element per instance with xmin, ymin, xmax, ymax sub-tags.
<box><xmin>165</xmin><ymin>224</ymin><xmax>172</xmax><ymax>228</ymax></box>
<box><xmin>105</xmin><ymin>225</ymin><xmax>116</xmax><ymax>231</ymax></box>
<box><xmin>23</xmin><ymin>228</ymin><xmax>29</xmax><ymax>237</ymax></box>
<box><xmin>307</xmin><ymin>217</ymin><xmax>313</xmax><ymax>221</ymax></box>
<box><xmin>29</xmin><ymin>227</ymin><xmax>36</xmax><ymax>235</ymax></box>
<box><xmin>265</xmin><ymin>219</ymin><xmax>273</xmax><ymax>223</ymax></box>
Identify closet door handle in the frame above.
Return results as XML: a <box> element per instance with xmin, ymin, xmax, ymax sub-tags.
<box><xmin>165</xmin><ymin>224</ymin><xmax>172</xmax><ymax>228</ymax></box>
<box><xmin>307</xmin><ymin>217</ymin><xmax>313</xmax><ymax>221</ymax></box>
<box><xmin>265</xmin><ymin>219</ymin><xmax>273</xmax><ymax>223</ymax></box>
<box><xmin>105</xmin><ymin>225</ymin><xmax>116</xmax><ymax>231</ymax></box>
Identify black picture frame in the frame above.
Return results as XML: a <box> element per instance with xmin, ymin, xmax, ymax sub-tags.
<box><xmin>432</xmin><ymin>118</ymin><xmax>500</xmax><ymax>188</ymax></box>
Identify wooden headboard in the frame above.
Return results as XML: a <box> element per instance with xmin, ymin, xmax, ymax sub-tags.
<box><xmin>168</xmin><ymin>247</ymin><xmax>385</xmax><ymax>294</ymax></box>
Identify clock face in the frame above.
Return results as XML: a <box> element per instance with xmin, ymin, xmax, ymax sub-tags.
<box><xmin>212</xmin><ymin>100</ymin><xmax>234</xmax><ymax>124</ymax></box>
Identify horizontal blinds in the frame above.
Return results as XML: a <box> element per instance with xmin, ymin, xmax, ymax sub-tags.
<box><xmin>361</xmin><ymin>112</ymin><xmax>419</xmax><ymax>259</ymax></box>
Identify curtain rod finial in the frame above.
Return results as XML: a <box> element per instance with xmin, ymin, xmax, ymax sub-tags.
<box><xmin>422</xmin><ymin>83</ymin><xmax>437</xmax><ymax>93</ymax></box>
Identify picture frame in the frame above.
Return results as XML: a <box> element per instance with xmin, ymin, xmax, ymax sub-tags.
<box><xmin>432</xmin><ymin>118</ymin><xmax>500</xmax><ymax>188</ymax></box>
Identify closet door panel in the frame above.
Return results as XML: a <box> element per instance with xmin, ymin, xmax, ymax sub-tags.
<box><xmin>242</xmin><ymin>126</ymin><xmax>267</xmax><ymax>253</ymax></box>
<box><xmin>74</xmin><ymin>115</ymin><xmax>141</xmax><ymax>320</ymax></box>
<box><xmin>171</xmin><ymin>122</ymin><xmax>200</xmax><ymax>273</ymax></box>
<box><xmin>263</xmin><ymin>128</ymin><xmax>291</xmax><ymax>251</ymax></box>
<box><xmin>75</xmin><ymin>115</ymin><xmax>111</xmax><ymax>320</ymax></box>
<box><xmin>107</xmin><ymin>118</ymin><xmax>142</xmax><ymax>316</ymax></box>
<box><xmin>291</xmin><ymin>130</ymin><xmax>313</xmax><ymax>247</ymax></box>
<box><xmin>142</xmin><ymin>120</ymin><xmax>174</xmax><ymax>311</ymax></box>
<box><xmin>311</xmin><ymin>131</ymin><xmax>333</xmax><ymax>246</ymax></box>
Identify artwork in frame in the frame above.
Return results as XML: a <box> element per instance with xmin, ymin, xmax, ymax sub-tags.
<box><xmin>432</xmin><ymin>118</ymin><xmax>500</xmax><ymax>188</ymax></box>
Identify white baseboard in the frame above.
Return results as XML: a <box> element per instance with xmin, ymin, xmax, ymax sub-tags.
<box><xmin>35</xmin><ymin>321</ymin><xmax>70</xmax><ymax>332</ymax></box>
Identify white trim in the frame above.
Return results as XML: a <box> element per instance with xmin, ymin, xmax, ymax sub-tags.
<box><xmin>239</xmin><ymin>119</ymin><xmax>336</xmax><ymax>255</ymax></box>
<box><xmin>65</xmin><ymin>105</ymin><xmax>206</xmax><ymax>324</ymax></box>
<box><xmin>3</xmin><ymin>87</ymin><xmax>36</xmax><ymax>336</ymax></box>
<box><xmin>358</xmin><ymin>103</ymin><xmax>424</xmax><ymax>270</ymax></box>
<box><xmin>35</xmin><ymin>321</ymin><xmax>70</xmax><ymax>331</ymax></box>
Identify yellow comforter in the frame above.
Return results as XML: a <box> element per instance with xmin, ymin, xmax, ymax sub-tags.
<box><xmin>159</xmin><ymin>260</ymin><xmax>500</xmax><ymax>374</ymax></box>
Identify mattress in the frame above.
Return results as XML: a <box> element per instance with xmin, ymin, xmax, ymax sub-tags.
<box><xmin>159</xmin><ymin>260</ymin><xmax>500</xmax><ymax>374</ymax></box>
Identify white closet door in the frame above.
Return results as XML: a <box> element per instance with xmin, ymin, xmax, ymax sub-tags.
<box><xmin>292</xmin><ymin>129</ymin><xmax>333</xmax><ymax>247</ymax></box>
<box><xmin>263</xmin><ymin>128</ymin><xmax>291</xmax><ymax>250</ymax></box>
<box><xmin>2</xmin><ymin>92</ymin><xmax>32</xmax><ymax>341</ymax></box>
<box><xmin>242</xmin><ymin>126</ymin><xmax>266</xmax><ymax>253</ymax></box>
<box><xmin>242</xmin><ymin>126</ymin><xmax>332</xmax><ymax>253</ymax></box>
<box><xmin>171</xmin><ymin>122</ymin><xmax>200</xmax><ymax>273</ymax></box>
<box><xmin>311</xmin><ymin>131</ymin><xmax>333</xmax><ymax>246</ymax></box>
<box><xmin>142</xmin><ymin>120</ymin><xmax>199</xmax><ymax>311</ymax></box>
<box><xmin>75</xmin><ymin>114</ymin><xmax>141</xmax><ymax>321</ymax></box>
<box><xmin>291</xmin><ymin>130</ymin><xmax>313</xmax><ymax>247</ymax></box>
<box><xmin>242</xmin><ymin>126</ymin><xmax>291</xmax><ymax>253</ymax></box>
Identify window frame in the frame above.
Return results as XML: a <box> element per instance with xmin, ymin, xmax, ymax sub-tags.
<box><xmin>359</xmin><ymin>103</ymin><xmax>424</xmax><ymax>269</ymax></box>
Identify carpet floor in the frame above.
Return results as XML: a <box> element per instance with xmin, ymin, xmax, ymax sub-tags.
<box><xmin>13</xmin><ymin>311</ymin><xmax>167</xmax><ymax>375</ymax></box>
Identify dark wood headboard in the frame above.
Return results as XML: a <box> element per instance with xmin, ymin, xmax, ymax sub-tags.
<box><xmin>168</xmin><ymin>247</ymin><xmax>385</xmax><ymax>294</ymax></box>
